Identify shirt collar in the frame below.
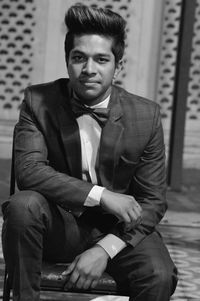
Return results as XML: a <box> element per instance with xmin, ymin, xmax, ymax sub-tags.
<box><xmin>90</xmin><ymin>95</ymin><xmax>110</xmax><ymax>109</ymax></box>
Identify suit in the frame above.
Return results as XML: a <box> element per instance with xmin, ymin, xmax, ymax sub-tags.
<box><xmin>3</xmin><ymin>78</ymin><xmax>177</xmax><ymax>301</ymax></box>
<box><xmin>14</xmin><ymin>78</ymin><xmax>166</xmax><ymax>245</ymax></box>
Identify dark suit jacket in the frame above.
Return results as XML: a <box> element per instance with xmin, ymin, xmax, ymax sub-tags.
<box><xmin>14</xmin><ymin>78</ymin><xmax>167</xmax><ymax>247</ymax></box>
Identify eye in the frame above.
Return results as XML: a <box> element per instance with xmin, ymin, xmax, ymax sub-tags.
<box><xmin>97</xmin><ymin>57</ymin><xmax>109</xmax><ymax>64</ymax></box>
<box><xmin>71</xmin><ymin>54</ymin><xmax>85</xmax><ymax>63</ymax></box>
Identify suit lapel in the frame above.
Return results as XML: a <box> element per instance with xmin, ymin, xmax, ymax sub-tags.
<box><xmin>98</xmin><ymin>87</ymin><xmax>124</xmax><ymax>189</ymax></box>
<box><xmin>55</xmin><ymin>81</ymin><xmax>82</xmax><ymax>179</ymax></box>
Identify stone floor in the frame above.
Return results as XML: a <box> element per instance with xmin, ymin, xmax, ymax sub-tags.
<box><xmin>0</xmin><ymin>158</ymin><xmax>200</xmax><ymax>300</ymax></box>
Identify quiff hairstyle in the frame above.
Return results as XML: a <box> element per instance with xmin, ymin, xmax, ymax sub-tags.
<box><xmin>64</xmin><ymin>4</ymin><xmax>126</xmax><ymax>64</ymax></box>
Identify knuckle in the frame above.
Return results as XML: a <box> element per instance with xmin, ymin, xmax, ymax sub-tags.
<box><xmin>120</xmin><ymin>208</ymin><xmax>125</xmax><ymax>216</ymax></box>
<box><xmin>90</xmin><ymin>273</ymin><xmax>96</xmax><ymax>280</ymax></box>
<box><xmin>76</xmin><ymin>265</ymin><xmax>81</xmax><ymax>274</ymax></box>
<box><xmin>77</xmin><ymin>282</ymin><xmax>84</xmax><ymax>289</ymax></box>
<box><xmin>92</xmin><ymin>271</ymin><xmax>100</xmax><ymax>280</ymax></box>
<box><xmin>85</xmin><ymin>271</ymin><xmax>91</xmax><ymax>278</ymax></box>
<box><xmin>124</xmin><ymin>216</ymin><xmax>130</xmax><ymax>223</ymax></box>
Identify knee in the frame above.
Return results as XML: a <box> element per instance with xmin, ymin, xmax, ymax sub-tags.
<box><xmin>3</xmin><ymin>190</ymin><xmax>47</xmax><ymax>229</ymax></box>
<box><xmin>127</xmin><ymin>257</ymin><xmax>177</xmax><ymax>296</ymax></box>
<box><xmin>152</xmin><ymin>264</ymin><xmax>177</xmax><ymax>287</ymax></box>
<box><xmin>146</xmin><ymin>259</ymin><xmax>178</xmax><ymax>294</ymax></box>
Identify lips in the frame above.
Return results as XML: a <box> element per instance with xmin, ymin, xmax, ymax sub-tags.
<box><xmin>79</xmin><ymin>78</ymin><xmax>100</xmax><ymax>84</ymax></box>
<box><xmin>82</xmin><ymin>81</ymin><xmax>98</xmax><ymax>85</ymax></box>
<box><xmin>79</xmin><ymin>80</ymin><xmax>100</xmax><ymax>89</ymax></box>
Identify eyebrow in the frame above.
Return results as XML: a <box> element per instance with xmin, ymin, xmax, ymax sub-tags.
<box><xmin>71</xmin><ymin>50</ymin><xmax>111</xmax><ymax>57</ymax></box>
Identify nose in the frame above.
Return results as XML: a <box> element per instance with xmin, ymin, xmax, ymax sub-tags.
<box><xmin>83</xmin><ymin>58</ymin><xmax>96</xmax><ymax>74</ymax></box>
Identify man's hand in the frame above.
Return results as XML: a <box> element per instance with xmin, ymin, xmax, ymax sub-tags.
<box><xmin>100</xmin><ymin>189</ymin><xmax>142</xmax><ymax>230</ymax></box>
<box><xmin>62</xmin><ymin>245</ymin><xmax>109</xmax><ymax>291</ymax></box>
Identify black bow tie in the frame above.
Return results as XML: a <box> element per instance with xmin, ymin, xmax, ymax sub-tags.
<box><xmin>71</xmin><ymin>98</ymin><xmax>110</xmax><ymax>127</ymax></box>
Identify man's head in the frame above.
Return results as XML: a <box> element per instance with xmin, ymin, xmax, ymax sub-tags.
<box><xmin>64</xmin><ymin>5</ymin><xmax>126</xmax><ymax>105</ymax></box>
<box><xmin>64</xmin><ymin>4</ymin><xmax>126</xmax><ymax>65</ymax></box>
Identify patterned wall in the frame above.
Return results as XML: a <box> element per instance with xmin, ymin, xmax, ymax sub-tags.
<box><xmin>156</xmin><ymin>0</ymin><xmax>182</xmax><ymax>125</ymax></box>
<box><xmin>0</xmin><ymin>0</ymin><xmax>36</xmax><ymax>121</ymax></box>
<box><xmin>157</xmin><ymin>0</ymin><xmax>200</xmax><ymax>125</ymax></box>
<box><xmin>187</xmin><ymin>0</ymin><xmax>200</xmax><ymax>121</ymax></box>
<box><xmin>156</xmin><ymin>0</ymin><xmax>200</xmax><ymax>167</ymax></box>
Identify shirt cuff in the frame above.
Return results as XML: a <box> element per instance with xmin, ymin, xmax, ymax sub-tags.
<box><xmin>96</xmin><ymin>234</ymin><xmax>127</xmax><ymax>259</ymax></box>
<box><xmin>84</xmin><ymin>185</ymin><xmax>105</xmax><ymax>207</ymax></box>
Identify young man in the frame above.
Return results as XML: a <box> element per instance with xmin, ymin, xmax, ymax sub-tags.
<box><xmin>2</xmin><ymin>4</ymin><xmax>177</xmax><ymax>301</ymax></box>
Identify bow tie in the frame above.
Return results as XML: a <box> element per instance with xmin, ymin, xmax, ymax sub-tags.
<box><xmin>71</xmin><ymin>98</ymin><xmax>110</xmax><ymax>127</ymax></box>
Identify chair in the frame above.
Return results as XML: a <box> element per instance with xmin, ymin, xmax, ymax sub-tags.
<box><xmin>3</xmin><ymin>128</ymin><xmax>129</xmax><ymax>300</ymax></box>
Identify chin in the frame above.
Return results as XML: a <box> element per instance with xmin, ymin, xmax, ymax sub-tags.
<box><xmin>79</xmin><ymin>90</ymin><xmax>101</xmax><ymax>100</ymax></box>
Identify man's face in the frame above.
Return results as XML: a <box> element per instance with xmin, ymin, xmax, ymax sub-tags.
<box><xmin>67</xmin><ymin>34</ymin><xmax>120</xmax><ymax>105</ymax></box>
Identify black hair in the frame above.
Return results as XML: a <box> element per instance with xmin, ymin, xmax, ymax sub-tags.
<box><xmin>64</xmin><ymin>4</ymin><xmax>126</xmax><ymax>64</ymax></box>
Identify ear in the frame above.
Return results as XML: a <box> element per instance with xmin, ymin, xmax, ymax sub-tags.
<box><xmin>114</xmin><ymin>59</ymin><xmax>123</xmax><ymax>79</ymax></box>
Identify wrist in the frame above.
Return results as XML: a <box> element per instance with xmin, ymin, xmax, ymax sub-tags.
<box><xmin>100</xmin><ymin>188</ymin><xmax>108</xmax><ymax>208</ymax></box>
<box><xmin>93</xmin><ymin>244</ymin><xmax>110</xmax><ymax>261</ymax></box>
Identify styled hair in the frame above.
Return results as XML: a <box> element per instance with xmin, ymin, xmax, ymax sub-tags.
<box><xmin>64</xmin><ymin>4</ymin><xmax>126</xmax><ymax>64</ymax></box>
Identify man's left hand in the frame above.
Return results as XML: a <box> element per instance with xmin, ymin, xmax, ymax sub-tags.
<box><xmin>62</xmin><ymin>245</ymin><xmax>109</xmax><ymax>291</ymax></box>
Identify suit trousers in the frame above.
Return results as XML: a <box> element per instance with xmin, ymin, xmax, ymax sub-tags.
<box><xmin>2</xmin><ymin>190</ymin><xmax>177</xmax><ymax>301</ymax></box>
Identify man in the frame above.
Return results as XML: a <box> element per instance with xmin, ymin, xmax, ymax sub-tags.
<box><xmin>2</xmin><ymin>4</ymin><xmax>177</xmax><ymax>301</ymax></box>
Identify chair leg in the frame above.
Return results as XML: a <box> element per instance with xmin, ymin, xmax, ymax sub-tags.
<box><xmin>3</xmin><ymin>268</ymin><xmax>11</xmax><ymax>301</ymax></box>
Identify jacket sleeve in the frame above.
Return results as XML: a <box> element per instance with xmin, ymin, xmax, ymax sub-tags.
<box><xmin>14</xmin><ymin>88</ymin><xmax>94</xmax><ymax>210</ymax></box>
<box><xmin>111</xmin><ymin>104</ymin><xmax>167</xmax><ymax>247</ymax></box>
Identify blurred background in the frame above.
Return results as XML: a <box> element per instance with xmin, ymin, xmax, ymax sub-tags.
<box><xmin>0</xmin><ymin>0</ymin><xmax>200</xmax><ymax>299</ymax></box>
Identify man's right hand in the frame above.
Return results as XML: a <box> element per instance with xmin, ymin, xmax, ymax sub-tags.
<box><xmin>100</xmin><ymin>189</ymin><xmax>142</xmax><ymax>229</ymax></box>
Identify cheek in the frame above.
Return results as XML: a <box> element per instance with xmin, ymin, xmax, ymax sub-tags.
<box><xmin>68</xmin><ymin>65</ymin><xmax>81</xmax><ymax>78</ymax></box>
<box><xmin>102</xmin><ymin>67</ymin><xmax>116</xmax><ymax>82</ymax></box>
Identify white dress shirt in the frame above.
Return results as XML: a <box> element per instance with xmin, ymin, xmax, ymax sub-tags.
<box><xmin>76</xmin><ymin>96</ymin><xmax>127</xmax><ymax>258</ymax></box>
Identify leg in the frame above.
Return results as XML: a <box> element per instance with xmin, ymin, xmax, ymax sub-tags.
<box><xmin>1</xmin><ymin>190</ymin><xmax>86</xmax><ymax>301</ymax></box>
<box><xmin>107</xmin><ymin>231</ymin><xmax>178</xmax><ymax>301</ymax></box>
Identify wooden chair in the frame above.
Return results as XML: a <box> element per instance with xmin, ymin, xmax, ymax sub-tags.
<box><xmin>3</xmin><ymin>129</ymin><xmax>129</xmax><ymax>300</ymax></box>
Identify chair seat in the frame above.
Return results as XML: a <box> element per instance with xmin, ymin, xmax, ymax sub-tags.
<box><xmin>41</xmin><ymin>262</ymin><xmax>126</xmax><ymax>296</ymax></box>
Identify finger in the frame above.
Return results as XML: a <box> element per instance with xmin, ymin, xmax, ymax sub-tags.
<box><xmin>128</xmin><ymin>209</ymin><xmax>138</xmax><ymax>224</ymax></box>
<box><xmin>125</xmin><ymin>210</ymin><xmax>142</xmax><ymax>230</ymax></box>
<box><xmin>133</xmin><ymin>201</ymin><xmax>142</xmax><ymax>212</ymax></box>
<box><xmin>65</xmin><ymin>270</ymin><xmax>80</xmax><ymax>290</ymax></box>
<box><xmin>91</xmin><ymin>279</ymin><xmax>99</xmax><ymax>289</ymax></box>
<box><xmin>76</xmin><ymin>275</ymin><xmax>88</xmax><ymax>290</ymax></box>
<box><xmin>133</xmin><ymin>204</ymin><xmax>142</xmax><ymax>224</ymax></box>
<box><xmin>130</xmin><ymin>209</ymin><xmax>143</xmax><ymax>225</ymax></box>
<box><xmin>120</xmin><ymin>212</ymin><xmax>131</xmax><ymax>224</ymax></box>
<box><xmin>124</xmin><ymin>222</ymin><xmax>132</xmax><ymax>231</ymax></box>
<box><xmin>137</xmin><ymin>215</ymin><xmax>142</xmax><ymax>224</ymax></box>
<box><xmin>82</xmin><ymin>278</ymin><xmax>93</xmax><ymax>290</ymax></box>
<box><xmin>130</xmin><ymin>203</ymin><xmax>142</xmax><ymax>220</ymax></box>
<box><xmin>62</xmin><ymin>258</ymin><xmax>78</xmax><ymax>276</ymax></box>
<box><xmin>127</xmin><ymin>196</ymin><xmax>142</xmax><ymax>213</ymax></box>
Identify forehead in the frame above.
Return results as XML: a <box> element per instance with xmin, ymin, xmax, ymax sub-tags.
<box><xmin>71</xmin><ymin>34</ymin><xmax>114</xmax><ymax>55</ymax></box>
